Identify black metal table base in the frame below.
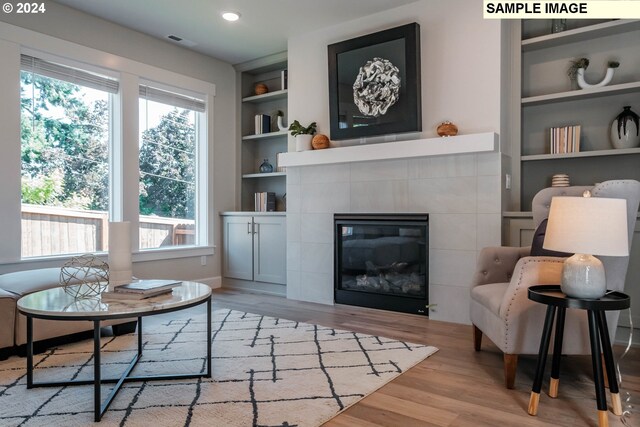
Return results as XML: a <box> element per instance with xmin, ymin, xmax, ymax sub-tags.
<box><xmin>26</xmin><ymin>296</ymin><xmax>212</xmax><ymax>422</ymax></box>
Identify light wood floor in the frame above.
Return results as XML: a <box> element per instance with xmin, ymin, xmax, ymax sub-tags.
<box><xmin>211</xmin><ymin>288</ymin><xmax>640</xmax><ymax>427</ymax></box>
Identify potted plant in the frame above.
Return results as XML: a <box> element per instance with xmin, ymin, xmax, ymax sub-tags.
<box><xmin>288</xmin><ymin>120</ymin><xmax>317</xmax><ymax>151</ymax></box>
<box><xmin>276</xmin><ymin>110</ymin><xmax>287</xmax><ymax>131</ymax></box>
<box><xmin>568</xmin><ymin>58</ymin><xmax>619</xmax><ymax>89</ymax></box>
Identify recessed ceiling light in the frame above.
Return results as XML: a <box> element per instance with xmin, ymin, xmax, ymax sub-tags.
<box><xmin>222</xmin><ymin>11</ymin><xmax>240</xmax><ymax>22</ymax></box>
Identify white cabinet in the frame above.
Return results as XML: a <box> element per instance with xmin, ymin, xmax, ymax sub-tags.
<box><xmin>222</xmin><ymin>214</ymin><xmax>286</xmax><ymax>285</ymax></box>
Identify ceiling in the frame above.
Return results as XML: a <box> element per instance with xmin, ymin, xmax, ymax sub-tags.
<box><xmin>53</xmin><ymin>0</ymin><xmax>419</xmax><ymax>65</ymax></box>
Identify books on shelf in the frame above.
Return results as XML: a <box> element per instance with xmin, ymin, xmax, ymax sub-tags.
<box><xmin>101</xmin><ymin>280</ymin><xmax>181</xmax><ymax>301</ymax></box>
<box><xmin>549</xmin><ymin>125</ymin><xmax>581</xmax><ymax>154</ymax></box>
<box><xmin>254</xmin><ymin>114</ymin><xmax>271</xmax><ymax>135</ymax></box>
<box><xmin>281</xmin><ymin>69</ymin><xmax>288</xmax><ymax>90</ymax></box>
<box><xmin>254</xmin><ymin>192</ymin><xmax>276</xmax><ymax>212</ymax></box>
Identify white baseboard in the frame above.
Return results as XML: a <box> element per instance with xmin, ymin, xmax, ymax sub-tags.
<box><xmin>197</xmin><ymin>276</ymin><xmax>222</xmax><ymax>289</ymax></box>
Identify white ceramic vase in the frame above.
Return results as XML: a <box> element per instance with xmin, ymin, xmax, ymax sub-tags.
<box><xmin>277</xmin><ymin>116</ymin><xmax>287</xmax><ymax>131</ymax></box>
<box><xmin>610</xmin><ymin>106</ymin><xmax>640</xmax><ymax>149</ymax></box>
<box><xmin>295</xmin><ymin>134</ymin><xmax>312</xmax><ymax>152</ymax></box>
<box><xmin>577</xmin><ymin>67</ymin><xmax>615</xmax><ymax>89</ymax></box>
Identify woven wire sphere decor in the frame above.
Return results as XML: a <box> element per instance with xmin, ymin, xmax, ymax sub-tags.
<box><xmin>59</xmin><ymin>254</ymin><xmax>109</xmax><ymax>299</ymax></box>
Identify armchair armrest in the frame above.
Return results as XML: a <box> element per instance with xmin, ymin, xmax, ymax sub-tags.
<box><xmin>472</xmin><ymin>246</ymin><xmax>530</xmax><ymax>287</ymax></box>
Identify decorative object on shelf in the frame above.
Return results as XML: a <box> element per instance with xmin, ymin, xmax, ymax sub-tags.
<box><xmin>436</xmin><ymin>121</ymin><xmax>458</xmax><ymax>137</ymax></box>
<box><xmin>311</xmin><ymin>134</ymin><xmax>330</xmax><ymax>150</ymax></box>
<box><xmin>551</xmin><ymin>174</ymin><xmax>570</xmax><ymax>187</ymax></box>
<box><xmin>108</xmin><ymin>221</ymin><xmax>132</xmax><ymax>290</ymax></box>
<box><xmin>255</xmin><ymin>114</ymin><xmax>271</xmax><ymax>135</ymax></box>
<box><xmin>551</xmin><ymin>19</ymin><xmax>567</xmax><ymax>34</ymax></box>
<box><xmin>543</xmin><ymin>195</ymin><xmax>629</xmax><ymax>298</ymax></box>
<box><xmin>549</xmin><ymin>125</ymin><xmax>581</xmax><ymax>154</ymax></box>
<box><xmin>288</xmin><ymin>120</ymin><xmax>317</xmax><ymax>152</ymax></box>
<box><xmin>275</xmin><ymin>152</ymin><xmax>286</xmax><ymax>172</ymax></box>
<box><xmin>259</xmin><ymin>158</ymin><xmax>274</xmax><ymax>173</ymax></box>
<box><xmin>610</xmin><ymin>106</ymin><xmax>640</xmax><ymax>149</ymax></box>
<box><xmin>328</xmin><ymin>23</ymin><xmax>421</xmax><ymax>140</ymax></box>
<box><xmin>567</xmin><ymin>57</ymin><xmax>620</xmax><ymax>89</ymax></box>
<box><xmin>254</xmin><ymin>83</ymin><xmax>268</xmax><ymax>95</ymax></box>
<box><xmin>276</xmin><ymin>110</ymin><xmax>287</xmax><ymax>131</ymax></box>
<box><xmin>60</xmin><ymin>254</ymin><xmax>109</xmax><ymax>299</ymax></box>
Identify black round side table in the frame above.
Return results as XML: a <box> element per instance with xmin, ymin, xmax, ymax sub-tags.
<box><xmin>527</xmin><ymin>285</ymin><xmax>630</xmax><ymax>427</ymax></box>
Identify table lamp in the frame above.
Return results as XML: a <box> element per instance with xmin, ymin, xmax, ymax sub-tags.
<box><xmin>543</xmin><ymin>195</ymin><xmax>628</xmax><ymax>298</ymax></box>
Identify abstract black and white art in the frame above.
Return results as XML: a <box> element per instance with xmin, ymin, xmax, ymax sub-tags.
<box><xmin>328</xmin><ymin>23</ymin><xmax>421</xmax><ymax>140</ymax></box>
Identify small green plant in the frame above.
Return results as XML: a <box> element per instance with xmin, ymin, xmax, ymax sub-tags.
<box><xmin>276</xmin><ymin>110</ymin><xmax>284</xmax><ymax>117</ymax></box>
<box><xmin>288</xmin><ymin>120</ymin><xmax>317</xmax><ymax>137</ymax></box>
<box><xmin>567</xmin><ymin>57</ymin><xmax>589</xmax><ymax>81</ymax></box>
<box><xmin>608</xmin><ymin>61</ymin><xmax>620</xmax><ymax>69</ymax></box>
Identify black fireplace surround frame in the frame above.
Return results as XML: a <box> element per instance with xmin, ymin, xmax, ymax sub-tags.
<box><xmin>334</xmin><ymin>213</ymin><xmax>429</xmax><ymax>316</ymax></box>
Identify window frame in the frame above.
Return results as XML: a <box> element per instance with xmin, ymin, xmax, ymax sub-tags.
<box><xmin>0</xmin><ymin>34</ymin><xmax>215</xmax><ymax>265</ymax></box>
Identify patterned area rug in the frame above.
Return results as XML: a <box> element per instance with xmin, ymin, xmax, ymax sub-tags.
<box><xmin>0</xmin><ymin>309</ymin><xmax>437</xmax><ymax>426</ymax></box>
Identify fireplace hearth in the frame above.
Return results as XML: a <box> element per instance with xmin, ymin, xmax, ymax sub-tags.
<box><xmin>334</xmin><ymin>213</ymin><xmax>429</xmax><ymax>315</ymax></box>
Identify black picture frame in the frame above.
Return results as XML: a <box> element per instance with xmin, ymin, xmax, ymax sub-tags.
<box><xmin>328</xmin><ymin>23</ymin><xmax>421</xmax><ymax>140</ymax></box>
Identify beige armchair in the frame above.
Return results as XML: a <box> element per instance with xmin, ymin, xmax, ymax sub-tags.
<box><xmin>470</xmin><ymin>180</ymin><xmax>640</xmax><ymax>389</ymax></box>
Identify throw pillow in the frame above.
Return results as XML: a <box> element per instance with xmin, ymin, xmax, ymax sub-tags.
<box><xmin>530</xmin><ymin>218</ymin><xmax>573</xmax><ymax>257</ymax></box>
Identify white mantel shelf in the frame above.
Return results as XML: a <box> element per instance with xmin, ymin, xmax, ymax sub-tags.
<box><xmin>279</xmin><ymin>132</ymin><xmax>499</xmax><ymax>167</ymax></box>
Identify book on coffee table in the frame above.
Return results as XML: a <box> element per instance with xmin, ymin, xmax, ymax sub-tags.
<box><xmin>101</xmin><ymin>287</ymin><xmax>174</xmax><ymax>301</ymax></box>
<box><xmin>114</xmin><ymin>280</ymin><xmax>181</xmax><ymax>294</ymax></box>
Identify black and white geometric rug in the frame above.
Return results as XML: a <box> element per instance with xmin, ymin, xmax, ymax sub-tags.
<box><xmin>0</xmin><ymin>309</ymin><xmax>437</xmax><ymax>426</ymax></box>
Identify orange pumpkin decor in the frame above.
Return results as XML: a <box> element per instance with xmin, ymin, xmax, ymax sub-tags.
<box><xmin>436</xmin><ymin>121</ymin><xmax>458</xmax><ymax>137</ymax></box>
<box><xmin>254</xmin><ymin>83</ymin><xmax>268</xmax><ymax>95</ymax></box>
<box><xmin>311</xmin><ymin>134</ymin><xmax>330</xmax><ymax>150</ymax></box>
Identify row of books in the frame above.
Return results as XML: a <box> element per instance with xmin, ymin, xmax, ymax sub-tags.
<box><xmin>101</xmin><ymin>280</ymin><xmax>181</xmax><ymax>301</ymax></box>
<box><xmin>549</xmin><ymin>125</ymin><xmax>581</xmax><ymax>154</ymax></box>
<box><xmin>254</xmin><ymin>192</ymin><xmax>276</xmax><ymax>212</ymax></box>
<box><xmin>255</xmin><ymin>114</ymin><xmax>271</xmax><ymax>135</ymax></box>
<box><xmin>281</xmin><ymin>69</ymin><xmax>288</xmax><ymax>91</ymax></box>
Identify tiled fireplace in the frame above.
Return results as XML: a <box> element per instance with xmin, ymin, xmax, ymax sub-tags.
<box><xmin>282</xmin><ymin>134</ymin><xmax>504</xmax><ymax>324</ymax></box>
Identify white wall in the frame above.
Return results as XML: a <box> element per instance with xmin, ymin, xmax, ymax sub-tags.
<box><xmin>287</xmin><ymin>0</ymin><xmax>502</xmax><ymax>149</ymax></box>
<box><xmin>0</xmin><ymin>2</ymin><xmax>237</xmax><ymax>284</ymax></box>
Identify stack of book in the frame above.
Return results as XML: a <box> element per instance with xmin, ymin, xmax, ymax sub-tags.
<box><xmin>255</xmin><ymin>114</ymin><xmax>271</xmax><ymax>135</ymax></box>
<box><xmin>281</xmin><ymin>69</ymin><xmax>288</xmax><ymax>90</ymax></box>
<box><xmin>549</xmin><ymin>125</ymin><xmax>581</xmax><ymax>154</ymax></box>
<box><xmin>101</xmin><ymin>280</ymin><xmax>181</xmax><ymax>301</ymax></box>
<box><xmin>254</xmin><ymin>192</ymin><xmax>276</xmax><ymax>212</ymax></box>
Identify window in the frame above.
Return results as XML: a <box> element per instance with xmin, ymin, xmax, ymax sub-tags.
<box><xmin>20</xmin><ymin>55</ymin><xmax>117</xmax><ymax>258</ymax></box>
<box><xmin>138</xmin><ymin>84</ymin><xmax>205</xmax><ymax>249</ymax></box>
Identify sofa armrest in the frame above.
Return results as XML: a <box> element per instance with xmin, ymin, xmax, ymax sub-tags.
<box><xmin>471</xmin><ymin>246</ymin><xmax>530</xmax><ymax>287</ymax></box>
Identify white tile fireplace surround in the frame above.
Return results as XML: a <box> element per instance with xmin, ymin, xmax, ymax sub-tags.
<box><xmin>282</xmin><ymin>133</ymin><xmax>503</xmax><ymax>324</ymax></box>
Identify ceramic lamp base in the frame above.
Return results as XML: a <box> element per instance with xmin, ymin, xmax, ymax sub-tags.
<box><xmin>561</xmin><ymin>253</ymin><xmax>606</xmax><ymax>299</ymax></box>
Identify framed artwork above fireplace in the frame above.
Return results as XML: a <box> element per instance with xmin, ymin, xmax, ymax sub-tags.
<box><xmin>327</xmin><ymin>23</ymin><xmax>422</xmax><ymax>140</ymax></box>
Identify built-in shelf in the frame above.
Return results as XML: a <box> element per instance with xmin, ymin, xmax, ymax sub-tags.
<box><xmin>279</xmin><ymin>132</ymin><xmax>498</xmax><ymax>167</ymax></box>
<box><xmin>522</xmin><ymin>20</ymin><xmax>640</xmax><ymax>52</ymax></box>
<box><xmin>242</xmin><ymin>172</ymin><xmax>287</xmax><ymax>179</ymax></box>
<box><xmin>242</xmin><ymin>130</ymin><xmax>288</xmax><ymax>141</ymax></box>
<box><xmin>522</xmin><ymin>147</ymin><xmax>640</xmax><ymax>161</ymax></box>
<box><xmin>522</xmin><ymin>81</ymin><xmax>640</xmax><ymax>107</ymax></box>
<box><xmin>242</xmin><ymin>89</ymin><xmax>288</xmax><ymax>104</ymax></box>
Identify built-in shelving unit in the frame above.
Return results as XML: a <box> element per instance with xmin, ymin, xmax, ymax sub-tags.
<box><xmin>236</xmin><ymin>52</ymin><xmax>288</xmax><ymax>212</ymax></box>
<box><xmin>514</xmin><ymin>19</ymin><xmax>640</xmax><ymax>210</ymax></box>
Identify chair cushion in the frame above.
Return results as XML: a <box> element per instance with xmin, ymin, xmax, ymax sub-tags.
<box><xmin>470</xmin><ymin>282</ymin><xmax>509</xmax><ymax>316</ymax></box>
<box><xmin>530</xmin><ymin>218</ymin><xmax>572</xmax><ymax>257</ymax></box>
<box><xmin>0</xmin><ymin>268</ymin><xmax>63</xmax><ymax>296</ymax></box>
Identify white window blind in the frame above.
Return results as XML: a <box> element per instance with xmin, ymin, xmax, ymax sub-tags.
<box><xmin>20</xmin><ymin>54</ymin><xmax>119</xmax><ymax>94</ymax></box>
<box><xmin>139</xmin><ymin>85</ymin><xmax>206</xmax><ymax>112</ymax></box>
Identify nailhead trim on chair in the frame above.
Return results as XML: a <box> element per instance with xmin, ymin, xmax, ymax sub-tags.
<box><xmin>502</xmin><ymin>257</ymin><xmax>565</xmax><ymax>352</ymax></box>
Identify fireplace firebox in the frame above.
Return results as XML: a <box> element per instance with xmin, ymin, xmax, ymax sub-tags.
<box><xmin>334</xmin><ymin>214</ymin><xmax>429</xmax><ymax>315</ymax></box>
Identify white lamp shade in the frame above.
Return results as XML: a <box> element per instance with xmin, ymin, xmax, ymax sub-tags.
<box><xmin>543</xmin><ymin>197</ymin><xmax>629</xmax><ymax>256</ymax></box>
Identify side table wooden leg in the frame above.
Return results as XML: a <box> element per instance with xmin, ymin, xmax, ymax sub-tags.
<box><xmin>597</xmin><ymin>311</ymin><xmax>622</xmax><ymax>416</ymax></box>
<box><xmin>587</xmin><ymin>310</ymin><xmax>608</xmax><ymax>427</ymax></box>
<box><xmin>529</xmin><ymin>305</ymin><xmax>556</xmax><ymax>416</ymax></box>
<box><xmin>549</xmin><ymin>307</ymin><xmax>566</xmax><ymax>398</ymax></box>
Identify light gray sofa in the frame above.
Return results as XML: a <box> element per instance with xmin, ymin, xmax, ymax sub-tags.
<box><xmin>0</xmin><ymin>268</ymin><xmax>136</xmax><ymax>359</ymax></box>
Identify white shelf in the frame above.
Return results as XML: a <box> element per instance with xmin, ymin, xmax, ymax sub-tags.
<box><xmin>242</xmin><ymin>90</ymin><xmax>288</xmax><ymax>104</ymax></box>
<box><xmin>522</xmin><ymin>20</ymin><xmax>640</xmax><ymax>52</ymax></box>
<box><xmin>279</xmin><ymin>132</ymin><xmax>498</xmax><ymax>167</ymax></box>
<box><xmin>522</xmin><ymin>81</ymin><xmax>640</xmax><ymax>107</ymax></box>
<box><xmin>242</xmin><ymin>130</ymin><xmax>288</xmax><ymax>141</ymax></box>
<box><xmin>242</xmin><ymin>172</ymin><xmax>286</xmax><ymax>179</ymax></box>
<box><xmin>522</xmin><ymin>147</ymin><xmax>640</xmax><ymax>161</ymax></box>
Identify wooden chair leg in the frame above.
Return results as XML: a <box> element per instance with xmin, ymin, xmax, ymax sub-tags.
<box><xmin>504</xmin><ymin>353</ymin><xmax>518</xmax><ymax>389</ymax></box>
<box><xmin>473</xmin><ymin>325</ymin><xmax>482</xmax><ymax>351</ymax></box>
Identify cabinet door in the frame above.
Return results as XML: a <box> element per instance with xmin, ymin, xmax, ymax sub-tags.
<box><xmin>222</xmin><ymin>216</ymin><xmax>254</xmax><ymax>280</ymax></box>
<box><xmin>253</xmin><ymin>216</ymin><xmax>286</xmax><ymax>284</ymax></box>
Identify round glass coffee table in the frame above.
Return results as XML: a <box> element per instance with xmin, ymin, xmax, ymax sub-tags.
<box><xmin>17</xmin><ymin>281</ymin><xmax>212</xmax><ymax>422</ymax></box>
